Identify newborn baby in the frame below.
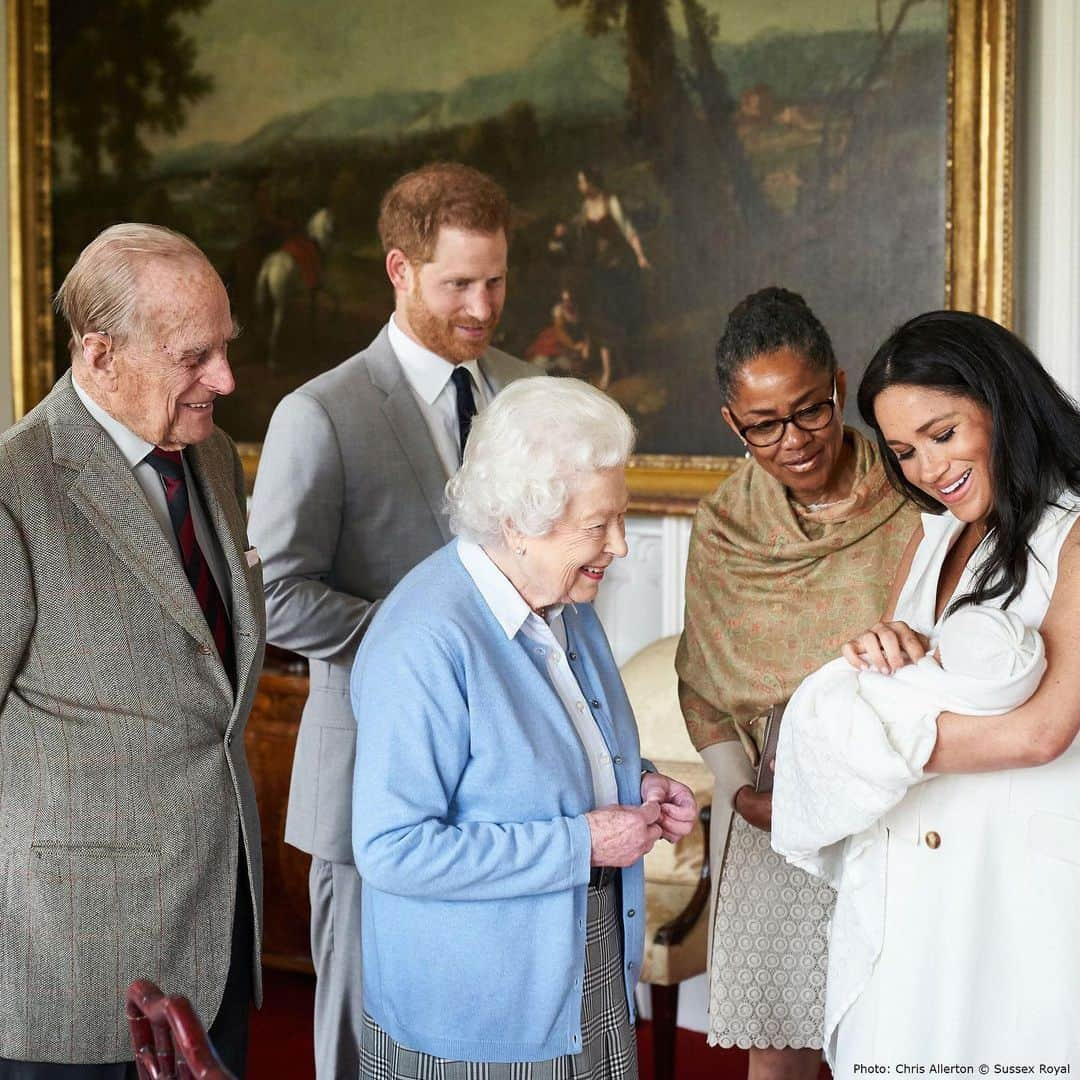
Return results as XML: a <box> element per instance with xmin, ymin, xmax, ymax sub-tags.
<box><xmin>772</xmin><ymin>605</ymin><xmax>1045</xmax><ymax>875</ymax></box>
<box><xmin>891</xmin><ymin>604</ymin><xmax>1043</xmax><ymax>705</ymax></box>
<box><xmin>770</xmin><ymin>605</ymin><xmax>1045</xmax><ymax>1060</ymax></box>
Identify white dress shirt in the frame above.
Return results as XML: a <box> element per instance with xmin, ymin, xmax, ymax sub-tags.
<box><xmin>387</xmin><ymin>314</ymin><xmax>494</xmax><ymax>478</ymax></box>
<box><xmin>456</xmin><ymin>538</ymin><xmax>619</xmax><ymax>809</ymax></box>
<box><xmin>72</xmin><ymin>376</ymin><xmax>231</xmax><ymax>609</ymax></box>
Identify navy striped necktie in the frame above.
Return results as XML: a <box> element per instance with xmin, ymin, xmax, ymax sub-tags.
<box><xmin>144</xmin><ymin>447</ymin><xmax>235</xmax><ymax>683</ymax></box>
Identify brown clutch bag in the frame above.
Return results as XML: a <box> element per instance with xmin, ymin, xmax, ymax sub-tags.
<box><xmin>754</xmin><ymin>701</ymin><xmax>787</xmax><ymax>794</ymax></box>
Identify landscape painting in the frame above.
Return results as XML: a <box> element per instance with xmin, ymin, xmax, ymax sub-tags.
<box><xmin>46</xmin><ymin>0</ymin><xmax>954</xmax><ymax>463</ymax></box>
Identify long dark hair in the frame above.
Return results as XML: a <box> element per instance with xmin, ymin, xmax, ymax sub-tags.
<box><xmin>859</xmin><ymin>310</ymin><xmax>1080</xmax><ymax>613</ymax></box>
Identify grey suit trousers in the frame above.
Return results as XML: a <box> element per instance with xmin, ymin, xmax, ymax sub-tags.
<box><xmin>309</xmin><ymin>857</ymin><xmax>364</xmax><ymax>1080</ymax></box>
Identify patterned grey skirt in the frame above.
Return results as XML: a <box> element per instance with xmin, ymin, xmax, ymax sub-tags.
<box><xmin>359</xmin><ymin>879</ymin><xmax>638</xmax><ymax>1080</ymax></box>
<box><xmin>707</xmin><ymin>814</ymin><xmax>833</xmax><ymax>1050</ymax></box>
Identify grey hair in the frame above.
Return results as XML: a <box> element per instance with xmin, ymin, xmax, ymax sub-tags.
<box><xmin>54</xmin><ymin>222</ymin><xmax>210</xmax><ymax>359</ymax></box>
<box><xmin>446</xmin><ymin>377</ymin><xmax>635</xmax><ymax>545</ymax></box>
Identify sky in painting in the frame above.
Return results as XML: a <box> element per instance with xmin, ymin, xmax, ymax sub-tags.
<box><xmin>159</xmin><ymin>0</ymin><xmax>947</xmax><ymax>149</ymax></box>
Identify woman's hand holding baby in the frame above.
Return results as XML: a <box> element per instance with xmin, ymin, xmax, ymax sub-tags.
<box><xmin>841</xmin><ymin>620</ymin><xmax>931</xmax><ymax>674</ymax></box>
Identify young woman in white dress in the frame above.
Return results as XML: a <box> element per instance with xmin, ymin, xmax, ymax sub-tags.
<box><xmin>834</xmin><ymin>310</ymin><xmax>1080</xmax><ymax>1072</ymax></box>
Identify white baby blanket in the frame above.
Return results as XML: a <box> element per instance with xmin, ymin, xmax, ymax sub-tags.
<box><xmin>770</xmin><ymin>605</ymin><xmax>1045</xmax><ymax>1055</ymax></box>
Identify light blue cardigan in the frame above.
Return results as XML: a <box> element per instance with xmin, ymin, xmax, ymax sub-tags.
<box><xmin>350</xmin><ymin>540</ymin><xmax>646</xmax><ymax>1063</ymax></box>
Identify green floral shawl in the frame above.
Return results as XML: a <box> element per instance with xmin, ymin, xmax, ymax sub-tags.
<box><xmin>676</xmin><ymin>429</ymin><xmax>920</xmax><ymax>762</ymax></box>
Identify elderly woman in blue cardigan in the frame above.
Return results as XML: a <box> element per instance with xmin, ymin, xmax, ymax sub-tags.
<box><xmin>350</xmin><ymin>377</ymin><xmax>697</xmax><ymax>1079</ymax></box>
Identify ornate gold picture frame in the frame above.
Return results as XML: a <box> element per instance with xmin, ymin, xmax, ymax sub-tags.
<box><xmin>8</xmin><ymin>0</ymin><xmax>1013</xmax><ymax>514</ymax></box>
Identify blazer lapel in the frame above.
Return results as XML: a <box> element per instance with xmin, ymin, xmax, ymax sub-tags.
<box><xmin>66</xmin><ymin>440</ymin><xmax>218</xmax><ymax>658</ymax></box>
<box><xmin>367</xmin><ymin>329</ymin><xmax>454</xmax><ymax>543</ymax></box>
<box><xmin>481</xmin><ymin>348</ymin><xmax>529</xmax><ymax>393</ymax></box>
<box><xmin>186</xmin><ymin>439</ymin><xmax>263</xmax><ymax>711</ymax></box>
<box><xmin>48</xmin><ymin>374</ymin><xmax>242</xmax><ymax>703</ymax></box>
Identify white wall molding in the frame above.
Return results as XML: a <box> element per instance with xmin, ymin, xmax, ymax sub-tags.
<box><xmin>593</xmin><ymin>515</ymin><xmax>692</xmax><ymax>666</ymax></box>
<box><xmin>1018</xmin><ymin>0</ymin><xmax>1080</xmax><ymax>397</ymax></box>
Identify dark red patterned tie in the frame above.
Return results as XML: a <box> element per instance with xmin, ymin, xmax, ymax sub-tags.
<box><xmin>145</xmin><ymin>447</ymin><xmax>235</xmax><ymax>683</ymax></box>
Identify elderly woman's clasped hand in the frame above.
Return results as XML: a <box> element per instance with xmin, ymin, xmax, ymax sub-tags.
<box><xmin>586</xmin><ymin>773</ymin><xmax>697</xmax><ymax>867</ymax></box>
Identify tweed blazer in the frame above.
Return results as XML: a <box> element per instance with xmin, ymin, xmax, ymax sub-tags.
<box><xmin>248</xmin><ymin>325</ymin><xmax>538</xmax><ymax>863</ymax></box>
<box><xmin>0</xmin><ymin>372</ymin><xmax>266</xmax><ymax>1064</ymax></box>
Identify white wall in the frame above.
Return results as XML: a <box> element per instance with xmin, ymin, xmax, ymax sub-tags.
<box><xmin>592</xmin><ymin>514</ymin><xmax>692</xmax><ymax>665</ymax></box>
<box><xmin>1017</xmin><ymin>0</ymin><xmax>1080</xmax><ymax>395</ymax></box>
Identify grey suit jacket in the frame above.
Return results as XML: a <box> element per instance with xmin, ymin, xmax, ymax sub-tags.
<box><xmin>248</xmin><ymin>325</ymin><xmax>538</xmax><ymax>863</ymax></box>
<box><xmin>0</xmin><ymin>373</ymin><xmax>266</xmax><ymax>1064</ymax></box>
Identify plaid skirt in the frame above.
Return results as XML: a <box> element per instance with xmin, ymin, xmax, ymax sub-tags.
<box><xmin>359</xmin><ymin>879</ymin><xmax>638</xmax><ymax>1080</ymax></box>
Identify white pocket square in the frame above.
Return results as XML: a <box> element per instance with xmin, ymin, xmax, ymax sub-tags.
<box><xmin>244</xmin><ymin>547</ymin><xmax>260</xmax><ymax>567</ymax></box>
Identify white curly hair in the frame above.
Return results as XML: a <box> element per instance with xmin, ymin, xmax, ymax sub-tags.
<box><xmin>446</xmin><ymin>377</ymin><xmax>635</xmax><ymax>545</ymax></box>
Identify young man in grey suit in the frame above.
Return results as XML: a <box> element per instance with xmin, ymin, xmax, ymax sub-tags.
<box><xmin>248</xmin><ymin>163</ymin><xmax>539</xmax><ymax>1079</ymax></box>
<box><xmin>0</xmin><ymin>225</ymin><xmax>265</xmax><ymax>1078</ymax></box>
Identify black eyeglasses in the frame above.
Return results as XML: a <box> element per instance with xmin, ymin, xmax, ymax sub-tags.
<box><xmin>732</xmin><ymin>382</ymin><xmax>838</xmax><ymax>448</ymax></box>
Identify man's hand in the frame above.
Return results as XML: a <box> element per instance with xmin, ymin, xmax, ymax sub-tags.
<box><xmin>734</xmin><ymin>785</ymin><xmax>772</xmax><ymax>832</ymax></box>
<box><xmin>640</xmin><ymin>771</ymin><xmax>698</xmax><ymax>842</ymax></box>
<box><xmin>586</xmin><ymin>802</ymin><xmax>663</xmax><ymax>867</ymax></box>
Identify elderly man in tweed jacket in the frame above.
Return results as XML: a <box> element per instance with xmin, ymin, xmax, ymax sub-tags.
<box><xmin>0</xmin><ymin>224</ymin><xmax>266</xmax><ymax>1078</ymax></box>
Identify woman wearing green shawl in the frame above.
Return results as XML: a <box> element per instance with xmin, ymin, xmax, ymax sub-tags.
<box><xmin>676</xmin><ymin>288</ymin><xmax>919</xmax><ymax>1079</ymax></box>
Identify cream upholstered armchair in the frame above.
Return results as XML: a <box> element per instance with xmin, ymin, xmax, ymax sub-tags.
<box><xmin>621</xmin><ymin>635</ymin><xmax>714</xmax><ymax>1080</ymax></box>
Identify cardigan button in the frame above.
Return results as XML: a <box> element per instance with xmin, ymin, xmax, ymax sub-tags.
<box><xmin>613</xmin><ymin>756</ymin><xmax>623</xmax><ymax>765</ymax></box>
<box><xmin>590</xmin><ymin>698</ymin><xmax>601</xmax><ymax>709</ymax></box>
<box><xmin>627</xmin><ymin>908</ymin><xmax>636</xmax><ymax>917</ymax></box>
<box><xmin>568</xmin><ymin>651</ymin><xmax>578</xmax><ymax>661</ymax></box>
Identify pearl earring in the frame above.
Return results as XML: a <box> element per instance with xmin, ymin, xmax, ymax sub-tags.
<box><xmin>515</xmin><ymin>545</ymin><xmax>526</xmax><ymax>556</ymax></box>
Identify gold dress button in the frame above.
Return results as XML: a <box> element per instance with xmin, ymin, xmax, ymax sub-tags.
<box><xmin>925</xmin><ymin>830</ymin><xmax>941</xmax><ymax>850</ymax></box>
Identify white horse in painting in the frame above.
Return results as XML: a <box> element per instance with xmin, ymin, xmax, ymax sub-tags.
<box><xmin>255</xmin><ymin>207</ymin><xmax>335</xmax><ymax>366</ymax></box>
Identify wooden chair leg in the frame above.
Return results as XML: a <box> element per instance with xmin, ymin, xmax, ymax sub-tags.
<box><xmin>649</xmin><ymin>983</ymin><xmax>679</xmax><ymax>1080</ymax></box>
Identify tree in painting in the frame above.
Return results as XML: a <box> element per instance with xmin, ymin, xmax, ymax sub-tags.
<box><xmin>541</xmin><ymin>0</ymin><xmax>942</xmax><ymax>449</ymax></box>
<box><xmin>51</xmin><ymin>0</ymin><xmax>213</xmax><ymax>185</ymax></box>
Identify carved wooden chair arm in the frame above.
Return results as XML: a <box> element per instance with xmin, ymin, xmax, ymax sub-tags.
<box><xmin>127</xmin><ymin>979</ymin><xmax>236</xmax><ymax>1080</ymax></box>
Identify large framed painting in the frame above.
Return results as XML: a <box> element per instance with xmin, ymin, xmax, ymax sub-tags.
<box><xmin>9</xmin><ymin>0</ymin><xmax>1013</xmax><ymax>512</ymax></box>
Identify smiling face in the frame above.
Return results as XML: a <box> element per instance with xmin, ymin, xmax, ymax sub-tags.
<box><xmin>391</xmin><ymin>226</ymin><xmax>507</xmax><ymax>363</ymax></box>
<box><xmin>873</xmin><ymin>384</ymin><xmax>995</xmax><ymax>524</ymax></box>
<box><xmin>100</xmin><ymin>257</ymin><xmax>236</xmax><ymax>450</ymax></box>
<box><xmin>508</xmin><ymin>468</ymin><xmax>629</xmax><ymax>610</ymax></box>
<box><xmin>722</xmin><ymin>346</ymin><xmax>849</xmax><ymax>504</ymax></box>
